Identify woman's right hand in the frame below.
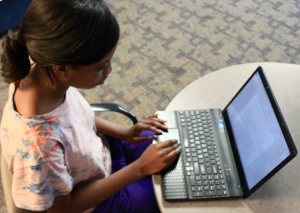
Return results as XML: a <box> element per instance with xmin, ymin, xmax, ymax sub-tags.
<box><xmin>136</xmin><ymin>139</ymin><xmax>181</xmax><ymax>176</ymax></box>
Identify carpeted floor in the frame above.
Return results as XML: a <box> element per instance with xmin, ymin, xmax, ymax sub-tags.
<box><xmin>0</xmin><ymin>0</ymin><xmax>299</xmax><ymax>211</ymax></box>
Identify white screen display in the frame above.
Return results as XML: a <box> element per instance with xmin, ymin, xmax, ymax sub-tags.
<box><xmin>226</xmin><ymin>72</ymin><xmax>290</xmax><ymax>190</ymax></box>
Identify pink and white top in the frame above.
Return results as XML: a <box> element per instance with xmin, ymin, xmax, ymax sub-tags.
<box><xmin>1</xmin><ymin>84</ymin><xmax>111</xmax><ymax>212</ymax></box>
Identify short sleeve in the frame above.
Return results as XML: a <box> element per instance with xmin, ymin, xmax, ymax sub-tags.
<box><xmin>11</xmin><ymin>144</ymin><xmax>74</xmax><ymax>211</ymax></box>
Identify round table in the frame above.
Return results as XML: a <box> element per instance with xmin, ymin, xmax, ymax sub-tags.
<box><xmin>152</xmin><ymin>62</ymin><xmax>300</xmax><ymax>213</ymax></box>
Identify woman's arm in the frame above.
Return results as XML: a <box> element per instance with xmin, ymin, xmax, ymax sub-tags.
<box><xmin>46</xmin><ymin>139</ymin><xmax>181</xmax><ymax>213</ymax></box>
<box><xmin>94</xmin><ymin>115</ymin><xmax>131</xmax><ymax>139</ymax></box>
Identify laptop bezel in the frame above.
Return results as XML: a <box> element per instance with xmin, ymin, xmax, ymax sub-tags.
<box><xmin>222</xmin><ymin>66</ymin><xmax>297</xmax><ymax>198</ymax></box>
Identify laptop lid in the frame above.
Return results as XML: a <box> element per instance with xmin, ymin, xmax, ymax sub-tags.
<box><xmin>222</xmin><ymin>66</ymin><xmax>297</xmax><ymax>198</ymax></box>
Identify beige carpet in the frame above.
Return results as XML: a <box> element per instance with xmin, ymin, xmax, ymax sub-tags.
<box><xmin>0</xmin><ymin>0</ymin><xmax>300</xmax><ymax>211</ymax></box>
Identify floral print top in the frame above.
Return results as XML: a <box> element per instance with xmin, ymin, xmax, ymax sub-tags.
<box><xmin>0</xmin><ymin>84</ymin><xmax>111</xmax><ymax>212</ymax></box>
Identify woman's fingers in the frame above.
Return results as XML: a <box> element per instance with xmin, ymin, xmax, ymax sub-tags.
<box><xmin>159</xmin><ymin>142</ymin><xmax>181</xmax><ymax>156</ymax></box>
<box><xmin>157</xmin><ymin>139</ymin><xmax>179</xmax><ymax>148</ymax></box>
<box><xmin>138</xmin><ymin>120</ymin><xmax>168</xmax><ymax>133</ymax></box>
<box><xmin>146</xmin><ymin>114</ymin><xmax>167</xmax><ymax>124</ymax></box>
<box><xmin>147</xmin><ymin>113</ymin><xmax>159</xmax><ymax>119</ymax></box>
<box><xmin>133</xmin><ymin>123</ymin><xmax>163</xmax><ymax>135</ymax></box>
<box><xmin>158</xmin><ymin>140</ymin><xmax>181</xmax><ymax>168</ymax></box>
<box><xmin>151</xmin><ymin>117</ymin><xmax>167</xmax><ymax>124</ymax></box>
<box><xmin>137</xmin><ymin>139</ymin><xmax>181</xmax><ymax>176</ymax></box>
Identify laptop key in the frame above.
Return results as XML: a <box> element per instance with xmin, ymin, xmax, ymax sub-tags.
<box><xmin>192</xmin><ymin>191</ymin><xmax>204</xmax><ymax>197</ymax></box>
<box><xmin>206</xmin><ymin>167</ymin><xmax>212</xmax><ymax>174</ymax></box>
<box><xmin>184</xmin><ymin>138</ymin><xmax>189</xmax><ymax>148</ymax></box>
<box><xmin>212</xmin><ymin>165</ymin><xmax>218</xmax><ymax>174</ymax></box>
<box><xmin>194</xmin><ymin>162</ymin><xmax>200</xmax><ymax>175</ymax></box>
<box><xmin>190</xmin><ymin>176</ymin><xmax>196</xmax><ymax>185</ymax></box>
<box><xmin>205</xmin><ymin>162</ymin><xmax>211</xmax><ymax>167</ymax></box>
<box><xmin>205</xmin><ymin>191</ymin><xmax>216</xmax><ymax>197</ymax></box>
<box><xmin>200</xmin><ymin>164</ymin><xmax>206</xmax><ymax>174</ymax></box>
<box><xmin>198</xmin><ymin>154</ymin><xmax>203</xmax><ymax>159</ymax></box>
<box><xmin>217</xmin><ymin>191</ymin><xmax>223</xmax><ymax>196</ymax></box>
<box><xmin>197</xmin><ymin>186</ymin><xmax>203</xmax><ymax>191</ymax></box>
<box><xmin>197</xmin><ymin>181</ymin><xmax>202</xmax><ymax>185</ymax></box>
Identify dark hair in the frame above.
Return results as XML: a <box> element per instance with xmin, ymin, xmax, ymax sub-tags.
<box><xmin>1</xmin><ymin>0</ymin><xmax>119</xmax><ymax>83</ymax></box>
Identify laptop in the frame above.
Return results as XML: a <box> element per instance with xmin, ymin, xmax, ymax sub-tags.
<box><xmin>155</xmin><ymin>66</ymin><xmax>297</xmax><ymax>201</ymax></box>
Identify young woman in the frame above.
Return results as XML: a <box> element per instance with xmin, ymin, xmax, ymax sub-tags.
<box><xmin>0</xmin><ymin>0</ymin><xmax>181</xmax><ymax>212</ymax></box>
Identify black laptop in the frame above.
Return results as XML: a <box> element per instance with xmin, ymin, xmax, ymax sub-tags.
<box><xmin>155</xmin><ymin>66</ymin><xmax>297</xmax><ymax>201</ymax></box>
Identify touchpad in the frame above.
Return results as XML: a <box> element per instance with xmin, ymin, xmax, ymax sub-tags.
<box><xmin>157</xmin><ymin>129</ymin><xmax>180</xmax><ymax>142</ymax></box>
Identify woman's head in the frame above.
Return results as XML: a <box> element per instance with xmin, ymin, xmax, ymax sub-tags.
<box><xmin>1</xmin><ymin>0</ymin><xmax>119</xmax><ymax>83</ymax></box>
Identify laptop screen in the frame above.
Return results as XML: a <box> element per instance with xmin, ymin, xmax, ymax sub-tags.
<box><xmin>226</xmin><ymin>71</ymin><xmax>290</xmax><ymax>190</ymax></box>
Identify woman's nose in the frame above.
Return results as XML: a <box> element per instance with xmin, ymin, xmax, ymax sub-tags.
<box><xmin>104</xmin><ymin>66</ymin><xmax>112</xmax><ymax>75</ymax></box>
<box><xmin>104</xmin><ymin>63</ymin><xmax>112</xmax><ymax>74</ymax></box>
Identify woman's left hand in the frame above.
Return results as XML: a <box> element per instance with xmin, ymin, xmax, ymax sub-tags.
<box><xmin>123</xmin><ymin>113</ymin><xmax>168</xmax><ymax>144</ymax></box>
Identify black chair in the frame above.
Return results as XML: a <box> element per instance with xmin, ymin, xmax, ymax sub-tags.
<box><xmin>90</xmin><ymin>103</ymin><xmax>138</xmax><ymax>124</ymax></box>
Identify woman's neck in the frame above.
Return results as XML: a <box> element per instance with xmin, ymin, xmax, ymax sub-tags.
<box><xmin>14</xmin><ymin>65</ymin><xmax>69</xmax><ymax>116</ymax></box>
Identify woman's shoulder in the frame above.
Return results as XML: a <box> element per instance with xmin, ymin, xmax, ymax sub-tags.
<box><xmin>14</xmin><ymin>87</ymin><xmax>65</xmax><ymax>117</ymax></box>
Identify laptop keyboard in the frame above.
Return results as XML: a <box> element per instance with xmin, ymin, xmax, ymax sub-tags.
<box><xmin>178</xmin><ymin>110</ymin><xmax>228</xmax><ymax>197</ymax></box>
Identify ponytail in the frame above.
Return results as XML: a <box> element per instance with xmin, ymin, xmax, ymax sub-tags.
<box><xmin>1</xmin><ymin>29</ymin><xmax>31</xmax><ymax>83</ymax></box>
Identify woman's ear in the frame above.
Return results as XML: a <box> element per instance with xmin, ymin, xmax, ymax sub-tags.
<box><xmin>53</xmin><ymin>65</ymin><xmax>67</xmax><ymax>77</ymax></box>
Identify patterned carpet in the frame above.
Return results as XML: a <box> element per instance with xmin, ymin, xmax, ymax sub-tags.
<box><xmin>0</xmin><ymin>0</ymin><xmax>299</xmax><ymax>211</ymax></box>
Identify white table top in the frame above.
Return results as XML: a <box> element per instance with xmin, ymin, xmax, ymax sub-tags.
<box><xmin>152</xmin><ymin>62</ymin><xmax>300</xmax><ymax>213</ymax></box>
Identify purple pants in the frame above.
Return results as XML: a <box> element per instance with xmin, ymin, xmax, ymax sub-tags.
<box><xmin>92</xmin><ymin>132</ymin><xmax>161</xmax><ymax>213</ymax></box>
